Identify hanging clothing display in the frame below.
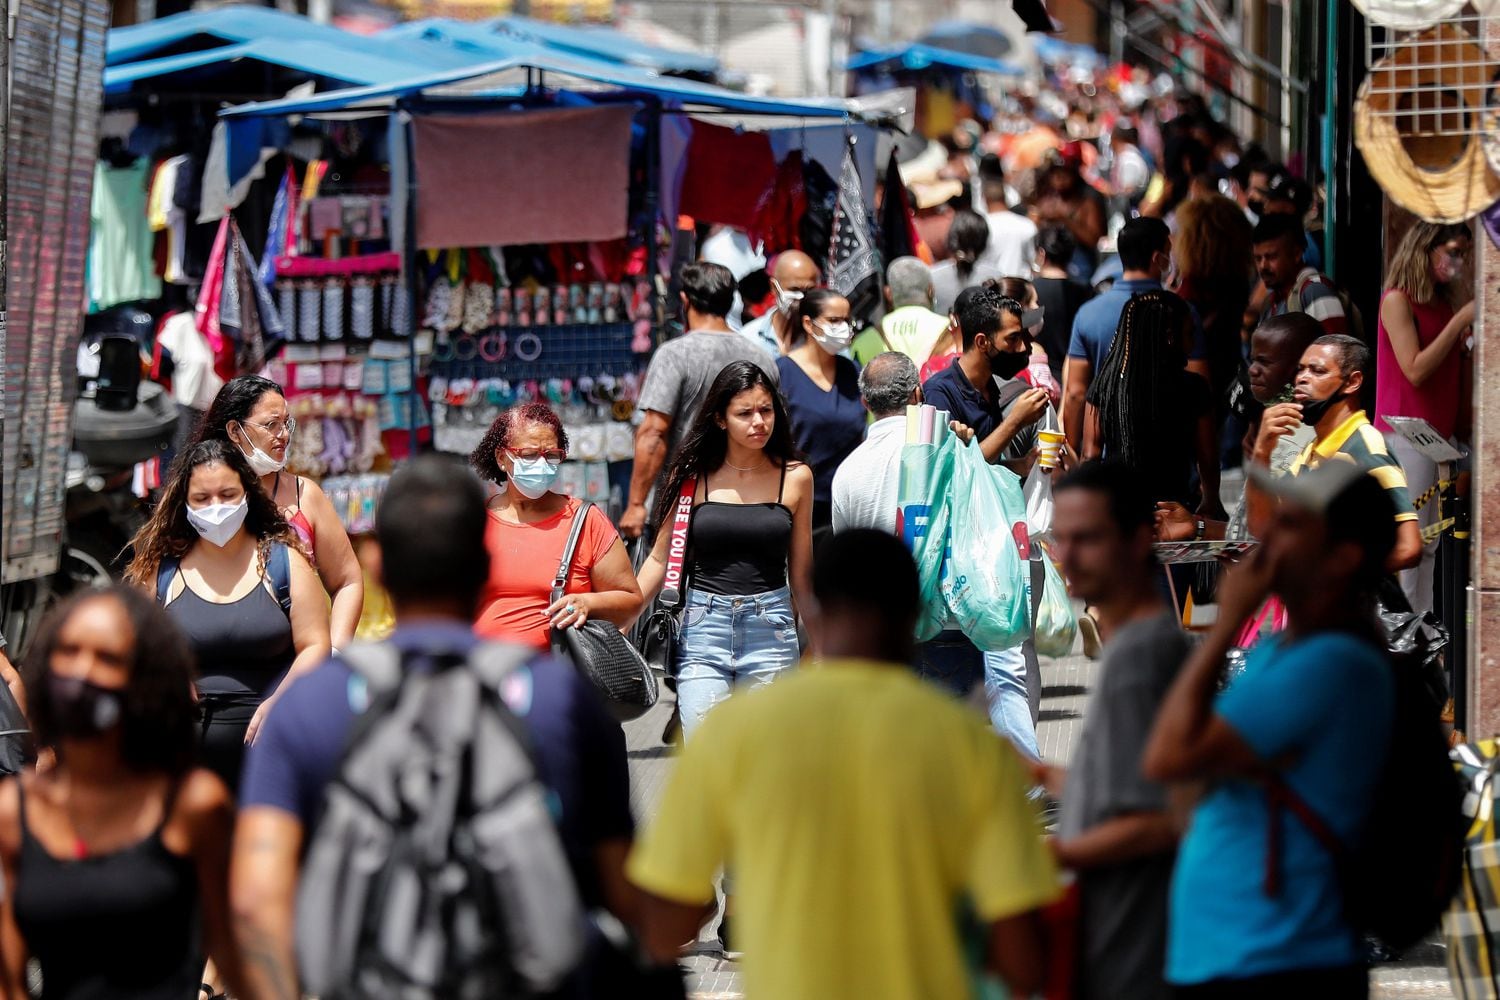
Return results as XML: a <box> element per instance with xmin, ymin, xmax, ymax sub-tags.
<box><xmin>89</xmin><ymin>159</ymin><xmax>161</xmax><ymax>311</ymax></box>
<box><xmin>155</xmin><ymin>311</ymin><xmax>223</xmax><ymax>411</ymax></box>
<box><xmin>676</xmin><ymin>121</ymin><xmax>777</xmax><ymax>230</ymax></box>
<box><xmin>148</xmin><ymin>155</ymin><xmax>191</xmax><ymax>285</ymax></box>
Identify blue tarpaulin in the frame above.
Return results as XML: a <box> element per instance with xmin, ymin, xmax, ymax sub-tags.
<box><xmin>103</xmin><ymin>37</ymin><xmax>447</xmax><ymax>95</ymax></box>
<box><xmin>491</xmin><ymin>16</ymin><xmax>718</xmax><ymax>76</ymax></box>
<box><xmin>846</xmin><ymin>42</ymin><xmax>1024</xmax><ymax>76</ymax></box>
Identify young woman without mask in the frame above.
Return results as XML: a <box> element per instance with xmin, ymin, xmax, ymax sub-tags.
<box><xmin>127</xmin><ymin>440</ymin><xmax>330</xmax><ymax>791</ymax></box>
<box><xmin>194</xmin><ymin>376</ymin><xmax>364</xmax><ymax>649</ymax></box>
<box><xmin>469</xmin><ymin>402</ymin><xmax>642</xmax><ymax>649</ymax></box>
<box><xmin>0</xmin><ymin>587</ymin><xmax>245</xmax><ymax>1000</ymax></box>
<box><xmin>636</xmin><ymin>361</ymin><xmax>815</xmax><ymax>741</ymax></box>
<box><xmin>775</xmin><ymin>290</ymin><xmax>866</xmax><ymax>532</ymax></box>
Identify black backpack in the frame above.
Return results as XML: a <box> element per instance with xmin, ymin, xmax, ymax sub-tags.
<box><xmin>1265</xmin><ymin>643</ymin><xmax>1467</xmax><ymax>954</ymax></box>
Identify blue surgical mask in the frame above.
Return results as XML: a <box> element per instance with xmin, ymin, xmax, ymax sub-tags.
<box><xmin>507</xmin><ymin>453</ymin><xmax>562</xmax><ymax>499</ymax></box>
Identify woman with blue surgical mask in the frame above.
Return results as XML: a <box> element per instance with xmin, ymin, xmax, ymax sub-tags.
<box><xmin>775</xmin><ymin>289</ymin><xmax>867</xmax><ymax>531</ymax></box>
<box><xmin>125</xmin><ymin>440</ymin><xmax>329</xmax><ymax>793</ymax></box>
<box><xmin>469</xmin><ymin>403</ymin><xmax>642</xmax><ymax>651</ymax></box>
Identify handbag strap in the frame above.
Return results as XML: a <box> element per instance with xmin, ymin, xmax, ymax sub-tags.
<box><xmin>659</xmin><ymin>477</ymin><xmax>697</xmax><ymax>610</ymax></box>
<box><xmin>551</xmin><ymin>501</ymin><xmax>595</xmax><ymax>607</ymax></box>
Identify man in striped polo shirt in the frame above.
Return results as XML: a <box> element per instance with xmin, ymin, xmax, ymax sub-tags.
<box><xmin>1249</xmin><ymin>333</ymin><xmax>1422</xmax><ymax>572</ymax></box>
<box><xmin>1253</xmin><ymin>213</ymin><xmax>1347</xmax><ymax>336</ymax></box>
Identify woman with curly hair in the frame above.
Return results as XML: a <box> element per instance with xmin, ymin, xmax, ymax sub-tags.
<box><xmin>1172</xmin><ymin>195</ymin><xmax>1255</xmax><ymax>408</ymax></box>
<box><xmin>469</xmin><ymin>402</ymin><xmax>642</xmax><ymax>649</ymax></box>
<box><xmin>126</xmin><ymin>440</ymin><xmax>329</xmax><ymax>791</ymax></box>
<box><xmin>636</xmin><ymin>361</ymin><xmax>814</xmax><ymax>740</ymax></box>
<box><xmin>0</xmin><ymin>587</ymin><xmax>247</xmax><ymax>1000</ymax></box>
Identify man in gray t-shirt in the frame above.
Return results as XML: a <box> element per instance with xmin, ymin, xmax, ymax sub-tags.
<box><xmin>620</xmin><ymin>262</ymin><xmax>778</xmax><ymax>538</ymax></box>
<box><xmin>1044</xmin><ymin>462</ymin><xmax>1188</xmax><ymax>1000</ymax></box>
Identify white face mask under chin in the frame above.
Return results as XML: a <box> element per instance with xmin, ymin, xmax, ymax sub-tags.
<box><xmin>235</xmin><ymin>426</ymin><xmax>286</xmax><ymax>476</ymax></box>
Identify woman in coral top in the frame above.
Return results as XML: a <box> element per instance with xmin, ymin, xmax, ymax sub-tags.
<box><xmin>1376</xmin><ymin>221</ymin><xmax>1475</xmax><ymax>615</ymax></box>
<box><xmin>470</xmin><ymin>403</ymin><xmax>642</xmax><ymax>650</ymax></box>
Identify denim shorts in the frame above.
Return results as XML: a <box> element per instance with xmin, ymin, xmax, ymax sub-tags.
<box><xmin>676</xmin><ymin>585</ymin><xmax>799</xmax><ymax>739</ymax></box>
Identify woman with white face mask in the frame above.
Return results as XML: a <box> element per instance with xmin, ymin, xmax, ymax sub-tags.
<box><xmin>194</xmin><ymin>376</ymin><xmax>364</xmax><ymax>650</ymax></box>
<box><xmin>775</xmin><ymin>289</ymin><xmax>866</xmax><ymax>531</ymax></box>
<box><xmin>126</xmin><ymin>441</ymin><xmax>329</xmax><ymax>792</ymax></box>
<box><xmin>468</xmin><ymin>403</ymin><xmax>642</xmax><ymax>650</ymax></box>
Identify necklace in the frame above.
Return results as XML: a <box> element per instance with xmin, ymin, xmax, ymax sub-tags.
<box><xmin>723</xmin><ymin>457</ymin><xmax>767</xmax><ymax>473</ymax></box>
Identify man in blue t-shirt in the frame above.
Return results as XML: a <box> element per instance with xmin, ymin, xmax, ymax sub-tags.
<box><xmin>1143</xmin><ymin>460</ymin><xmax>1397</xmax><ymax>997</ymax></box>
<box><xmin>230</xmin><ymin>457</ymin><xmax>635</xmax><ymax>999</ymax></box>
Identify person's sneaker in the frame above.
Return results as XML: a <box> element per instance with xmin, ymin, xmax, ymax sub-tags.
<box><xmin>1079</xmin><ymin>612</ymin><xmax>1102</xmax><ymax>659</ymax></box>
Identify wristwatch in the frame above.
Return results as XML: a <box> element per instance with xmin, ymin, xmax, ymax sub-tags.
<box><xmin>1194</xmin><ymin>519</ymin><xmax>1206</xmax><ymax>541</ymax></box>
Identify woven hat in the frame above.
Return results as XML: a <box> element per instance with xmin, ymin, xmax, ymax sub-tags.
<box><xmin>1354</xmin><ymin>23</ymin><xmax>1500</xmax><ymax>224</ymax></box>
<box><xmin>1349</xmin><ymin>0</ymin><xmax>1464</xmax><ymax>32</ymax></box>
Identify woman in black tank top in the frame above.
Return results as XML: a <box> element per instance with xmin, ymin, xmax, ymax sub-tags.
<box><xmin>637</xmin><ymin>361</ymin><xmax>815</xmax><ymax>740</ymax></box>
<box><xmin>0</xmin><ymin>587</ymin><xmax>246</xmax><ymax>998</ymax></box>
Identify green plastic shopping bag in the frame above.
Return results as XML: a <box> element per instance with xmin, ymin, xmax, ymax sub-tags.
<box><xmin>944</xmin><ymin>440</ymin><xmax>1031</xmax><ymax>652</ymax></box>
<box><xmin>898</xmin><ymin>434</ymin><xmax>959</xmax><ymax>642</ymax></box>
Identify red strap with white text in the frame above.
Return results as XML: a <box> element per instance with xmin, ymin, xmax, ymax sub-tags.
<box><xmin>659</xmin><ymin>478</ymin><xmax>697</xmax><ymax>609</ymax></box>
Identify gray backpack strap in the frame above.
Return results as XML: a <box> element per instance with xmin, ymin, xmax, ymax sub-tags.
<box><xmin>467</xmin><ymin>640</ymin><xmax>538</xmax><ymax>691</ymax></box>
<box><xmin>338</xmin><ymin>642</ymin><xmax>404</xmax><ymax>695</ymax></box>
<box><xmin>550</xmin><ymin>501</ymin><xmax>594</xmax><ymax>606</ymax></box>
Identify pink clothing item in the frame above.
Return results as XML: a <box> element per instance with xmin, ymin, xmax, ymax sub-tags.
<box><xmin>412</xmin><ymin>107</ymin><xmax>633</xmax><ymax>249</ymax></box>
<box><xmin>1375</xmin><ymin>289</ymin><xmax>1460</xmax><ymax>439</ymax></box>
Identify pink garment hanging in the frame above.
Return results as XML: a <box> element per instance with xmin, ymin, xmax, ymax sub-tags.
<box><xmin>194</xmin><ymin>216</ymin><xmax>231</xmax><ymax>354</ymax></box>
<box><xmin>411</xmin><ymin>107</ymin><xmax>634</xmax><ymax>249</ymax></box>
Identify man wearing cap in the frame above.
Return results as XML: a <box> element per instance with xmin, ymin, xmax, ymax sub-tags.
<box><xmin>739</xmin><ymin>250</ymin><xmax>820</xmax><ymax>358</ymax></box>
<box><xmin>1253</xmin><ymin>213</ymin><xmax>1346</xmax><ymax>337</ymax></box>
<box><xmin>850</xmin><ymin>258</ymin><xmax>952</xmax><ymax>368</ymax></box>
<box><xmin>1246</xmin><ymin>334</ymin><xmax>1422</xmax><ymax>571</ymax></box>
<box><xmin>1144</xmin><ymin>459</ymin><xmax>1398</xmax><ymax>996</ymax></box>
<box><xmin>1250</xmin><ymin>166</ymin><xmax>1323</xmax><ymax>271</ymax></box>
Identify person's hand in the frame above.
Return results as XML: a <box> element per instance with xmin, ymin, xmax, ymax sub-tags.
<box><xmin>949</xmin><ymin>420</ymin><xmax>976</xmax><ymax>444</ymax></box>
<box><xmin>547</xmin><ymin>592</ymin><xmax>596</xmax><ymax>630</ymax></box>
<box><xmin>245</xmin><ymin>694</ymin><xmax>279</xmax><ymax>746</ymax></box>
<box><xmin>1027</xmin><ymin>759</ymin><xmax>1067</xmax><ymax>799</ymax></box>
<box><xmin>1154</xmin><ymin>501</ymin><xmax>1197</xmax><ymax>542</ymax></box>
<box><xmin>1007</xmin><ymin>388</ymin><xmax>1050</xmax><ymax>429</ymax></box>
<box><xmin>619</xmin><ymin>502</ymin><xmax>648</xmax><ymax>539</ymax></box>
<box><xmin>1215</xmin><ymin>543</ymin><xmax>1275</xmax><ymax>630</ymax></box>
<box><xmin>1253</xmin><ymin>402</ymin><xmax>1303</xmax><ymax>463</ymax></box>
<box><xmin>1456</xmin><ymin>299</ymin><xmax>1476</xmax><ymax>329</ymax></box>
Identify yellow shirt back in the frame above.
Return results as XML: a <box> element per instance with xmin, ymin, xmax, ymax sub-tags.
<box><xmin>628</xmin><ymin>661</ymin><xmax>1060</xmax><ymax>1000</ymax></box>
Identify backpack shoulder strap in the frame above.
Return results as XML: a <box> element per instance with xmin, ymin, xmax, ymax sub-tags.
<box><xmin>338</xmin><ymin>641</ymin><xmax>404</xmax><ymax>696</ymax></box>
<box><xmin>156</xmin><ymin>557</ymin><xmax>181</xmax><ymax>606</ymax></box>
<box><xmin>550</xmin><ymin>501</ymin><xmax>594</xmax><ymax>606</ymax></box>
<box><xmin>268</xmin><ymin>542</ymin><xmax>292</xmax><ymax>615</ymax></box>
<box><xmin>993</xmin><ymin>376</ymin><xmax>1030</xmax><ymax>411</ymax></box>
<box><xmin>467</xmin><ymin>641</ymin><xmax>537</xmax><ymax>691</ymax></box>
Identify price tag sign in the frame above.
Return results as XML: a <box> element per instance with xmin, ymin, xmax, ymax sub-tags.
<box><xmin>1383</xmin><ymin>416</ymin><xmax>1463</xmax><ymax>463</ymax></box>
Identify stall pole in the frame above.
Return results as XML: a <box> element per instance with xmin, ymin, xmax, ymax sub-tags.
<box><xmin>644</xmin><ymin>100</ymin><xmax>660</xmax><ymax>318</ymax></box>
<box><xmin>401</xmin><ymin>103</ymin><xmax>421</xmax><ymax>457</ymax></box>
<box><xmin>1445</xmin><ymin>473</ymin><xmax>1470</xmax><ymax>731</ymax></box>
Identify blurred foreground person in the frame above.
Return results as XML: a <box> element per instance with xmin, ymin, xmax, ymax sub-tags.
<box><xmin>629</xmin><ymin>529</ymin><xmax>1058</xmax><ymax>999</ymax></box>
<box><xmin>0</xmin><ymin>588</ymin><xmax>244</xmax><ymax>1000</ymax></box>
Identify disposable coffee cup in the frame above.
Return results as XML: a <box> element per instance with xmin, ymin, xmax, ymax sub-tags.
<box><xmin>1037</xmin><ymin>429</ymin><xmax>1065</xmax><ymax>469</ymax></box>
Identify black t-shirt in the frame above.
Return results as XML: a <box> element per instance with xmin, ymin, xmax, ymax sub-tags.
<box><xmin>1033</xmin><ymin>276</ymin><xmax>1095</xmax><ymax>380</ymax></box>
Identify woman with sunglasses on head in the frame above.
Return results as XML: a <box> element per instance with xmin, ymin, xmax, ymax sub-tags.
<box><xmin>126</xmin><ymin>440</ymin><xmax>330</xmax><ymax>792</ymax></box>
<box><xmin>193</xmin><ymin>376</ymin><xmax>364</xmax><ymax>650</ymax></box>
<box><xmin>0</xmin><ymin>587</ymin><xmax>247</xmax><ymax>1000</ymax></box>
<box><xmin>470</xmin><ymin>403</ymin><xmax>642</xmax><ymax>650</ymax></box>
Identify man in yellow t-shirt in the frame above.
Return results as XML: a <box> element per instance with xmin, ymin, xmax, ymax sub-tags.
<box><xmin>628</xmin><ymin>529</ymin><xmax>1059</xmax><ymax>999</ymax></box>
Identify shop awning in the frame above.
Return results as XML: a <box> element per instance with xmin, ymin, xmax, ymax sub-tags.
<box><xmin>108</xmin><ymin>7</ymin><xmax>373</xmax><ymax>65</ymax></box>
<box><xmin>490</xmin><ymin>16</ymin><xmax>719</xmax><ymax>76</ymax></box>
<box><xmin>845</xmin><ymin>42</ymin><xmax>1024</xmax><ymax>76</ymax></box>
<box><xmin>103</xmin><ymin>37</ymin><xmax>443</xmax><ymax>95</ymax></box>
<box><xmin>219</xmin><ymin>51</ymin><xmax>855</xmax><ymax>121</ymax></box>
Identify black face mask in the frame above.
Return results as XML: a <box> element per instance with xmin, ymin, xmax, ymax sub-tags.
<box><xmin>991</xmin><ymin>348</ymin><xmax>1029</xmax><ymax>380</ymax></box>
<box><xmin>47</xmin><ymin>674</ymin><xmax>124</xmax><ymax>739</ymax></box>
<box><xmin>1299</xmin><ymin>380</ymin><xmax>1346</xmax><ymax>427</ymax></box>
<box><xmin>1247</xmin><ymin>197</ymin><xmax>1265</xmax><ymax>217</ymax></box>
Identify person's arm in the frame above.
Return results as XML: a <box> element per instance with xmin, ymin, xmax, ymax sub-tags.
<box><xmin>1382</xmin><ymin>294</ymin><xmax>1474</xmax><ymax>389</ymax></box>
<box><xmin>988</xmin><ymin>912</ymin><xmax>1047</xmax><ymax>997</ymax></box>
<box><xmin>634</xmin><ymin>512</ymin><xmax>677</xmax><ymax>612</ymax></box>
<box><xmin>1193</xmin><ymin>409</ymin><xmax>1225</xmax><ymax>520</ymax></box>
<box><xmin>784</xmin><ymin>464</ymin><xmax>816</xmax><ymax>618</ymax></box>
<box><xmin>0</xmin><ymin>650</ymin><xmax>23</xmax><ymax>719</ymax></box>
<box><xmin>180</xmin><ymin>771</ymin><xmax>248</xmax><ymax>999</ymax></box>
<box><xmin>621</xmin><ymin>411</ymin><xmax>673</xmax><ymax>539</ymax></box>
<box><xmin>230</xmin><ymin>808</ymin><xmax>304</xmax><ymax>1000</ymax></box>
<box><xmin>0</xmin><ymin>780</ymin><xmax>28</xmax><ymax>1000</ymax></box>
<box><xmin>1052</xmin><ymin>812</ymin><xmax>1178</xmax><ymax>870</ymax></box>
<box><xmin>636</xmin><ymin>892</ymin><xmax>717</xmax><ymax>963</ymax></box>
<box><xmin>1142</xmin><ymin>548</ymin><xmax>1273</xmax><ymax>783</ymax></box>
<box><xmin>1062</xmin><ymin>356</ymin><xmax>1092</xmax><ymax>457</ymax></box>
<box><xmin>246</xmin><ymin>551</ymin><xmax>330</xmax><ymax>745</ymax></box>
<box><xmin>979</xmin><ymin>388</ymin><xmax>1048</xmax><ymax>464</ymax></box>
<box><xmin>1154</xmin><ymin>502</ymin><xmax>1226</xmax><ymax>542</ymax></box>
<box><xmin>547</xmin><ymin>535</ymin><xmax>643</xmax><ymax>632</ymax></box>
<box><xmin>1389</xmin><ymin>519</ymin><xmax>1423</xmax><ymax>572</ymax></box>
<box><xmin>1082</xmin><ymin>402</ymin><xmax>1102</xmax><ymax>460</ymax></box>
<box><xmin>298</xmin><ymin>480</ymin><xmax>364</xmax><ymax>650</ymax></box>
<box><xmin>1244</xmin><ymin>402</ymin><xmax>1304</xmax><ymax>539</ymax></box>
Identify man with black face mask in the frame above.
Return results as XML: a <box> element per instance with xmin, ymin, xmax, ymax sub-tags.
<box><xmin>921</xmin><ymin>285</ymin><xmax>1049</xmax><ymax>470</ymax></box>
<box><xmin>1246</xmin><ymin>334</ymin><xmax>1422</xmax><ymax>571</ymax></box>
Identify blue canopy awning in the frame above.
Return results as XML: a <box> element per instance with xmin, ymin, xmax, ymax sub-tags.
<box><xmin>491</xmin><ymin>16</ymin><xmax>718</xmax><ymax>76</ymax></box>
<box><xmin>108</xmin><ymin>7</ymin><xmax>367</xmax><ymax>65</ymax></box>
<box><xmin>219</xmin><ymin>51</ymin><xmax>853</xmax><ymax>121</ymax></box>
<box><xmin>845</xmin><ymin>42</ymin><xmax>1024</xmax><ymax>77</ymax></box>
<box><xmin>103</xmin><ymin>37</ymin><xmax>442</xmax><ymax>95</ymax></box>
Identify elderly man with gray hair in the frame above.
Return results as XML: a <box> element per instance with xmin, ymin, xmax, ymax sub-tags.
<box><xmin>832</xmin><ymin>352</ymin><xmax>922</xmax><ymax>535</ymax></box>
<box><xmin>850</xmin><ymin>257</ymin><xmax>954</xmax><ymax>368</ymax></box>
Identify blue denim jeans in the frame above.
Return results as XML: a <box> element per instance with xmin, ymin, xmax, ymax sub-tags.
<box><xmin>984</xmin><ymin>646</ymin><xmax>1040</xmax><ymax>761</ymax></box>
<box><xmin>677</xmin><ymin>585</ymin><xmax>799</xmax><ymax>740</ymax></box>
<box><xmin>915</xmin><ymin>630</ymin><xmax>984</xmax><ymax>698</ymax></box>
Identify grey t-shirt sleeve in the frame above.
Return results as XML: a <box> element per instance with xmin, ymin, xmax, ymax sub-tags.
<box><xmin>637</xmin><ymin>342</ymin><xmax>685</xmax><ymax>418</ymax></box>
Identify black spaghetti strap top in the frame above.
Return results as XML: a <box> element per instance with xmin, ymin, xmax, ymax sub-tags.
<box><xmin>687</xmin><ymin>463</ymin><xmax>793</xmax><ymax>595</ymax></box>
<box><xmin>12</xmin><ymin>780</ymin><xmax>203</xmax><ymax>1000</ymax></box>
<box><xmin>165</xmin><ymin>572</ymin><xmax>294</xmax><ymax>697</ymax></box>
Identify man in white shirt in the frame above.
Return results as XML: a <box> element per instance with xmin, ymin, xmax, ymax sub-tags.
<box><xmin>979</xmin><ymin>178</ymin><xmax>1039</xmax><ymax>279</ymax></box>
<box><xmin>831</xmin><ymin>352</ymin><xmax>921</xmax><ymax>535</ymax></box>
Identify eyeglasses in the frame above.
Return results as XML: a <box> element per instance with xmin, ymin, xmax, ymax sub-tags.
<box><xmin>508</xmin><ymin>448</ymin><xmax>566</xmax><ymax>463</ymax></box>
<box><xmin>244</xmin><ymin>417</ymin><xmax>297</xmax><ymax>439</ymax></box>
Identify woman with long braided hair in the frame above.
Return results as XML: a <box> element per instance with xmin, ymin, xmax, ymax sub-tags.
<box><xmin>1084</xmin><ymin>290</ymin><xmax>1224</xmax><ymax>518</ymax></box>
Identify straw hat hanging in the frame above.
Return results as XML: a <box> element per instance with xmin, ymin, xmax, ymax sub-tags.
<box><xmin>1349</xmin><ymin>0</ymin><xmax>1465</xmax><ymax>32</ymax></box>
<box><xmin>1353</xmin><ymin>22</ymin><xmax>1500</xmax><ymax>224</ymax></box>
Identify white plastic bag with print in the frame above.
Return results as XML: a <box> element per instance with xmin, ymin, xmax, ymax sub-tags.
<box><xmin>1034</xmin><ymin>541</ymin><xmax>1078</xmax><ymax>658</ymax></box>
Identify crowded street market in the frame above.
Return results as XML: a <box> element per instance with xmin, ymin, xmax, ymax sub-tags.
<box><xmin>1</xmin><ymin>0</ymin><xmax>1498</xmax><ymax>996</ymax></box>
